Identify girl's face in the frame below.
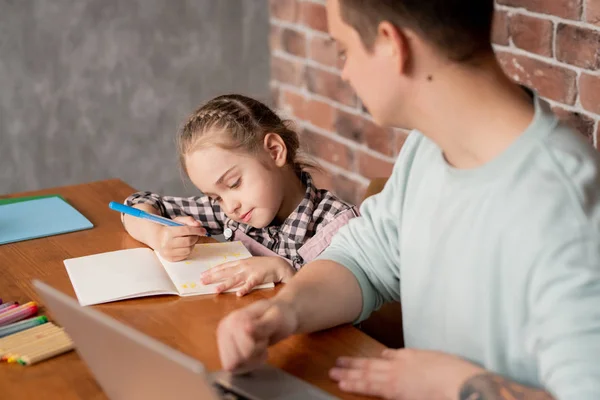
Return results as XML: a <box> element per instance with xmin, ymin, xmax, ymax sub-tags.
<box><xmin>185</xmin><ymin>140</ymin><xmax>287</xmax><ymax>229</ymax></box>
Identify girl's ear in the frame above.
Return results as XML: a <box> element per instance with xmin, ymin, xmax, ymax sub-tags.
<box><xmin>263</xmin><ymin>133</ymin><xmax>288</xmax><ymax>168</ymax></box>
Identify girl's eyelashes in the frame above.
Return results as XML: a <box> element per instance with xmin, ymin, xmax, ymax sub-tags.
<box><xmin>209</xmin><ymin>178</ymin><xmax>240</xmax><ymax>202</ymax></box>
<box><xmin>229</xmin><ymin>178</ymin><xmax>241</xmax><ymax>189</ymax></box>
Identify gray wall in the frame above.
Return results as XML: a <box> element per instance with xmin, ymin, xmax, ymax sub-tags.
<box><xmin>0</xmin><ymin>0</ymin><xmax>270</xmax><ymax>196</ymax></box>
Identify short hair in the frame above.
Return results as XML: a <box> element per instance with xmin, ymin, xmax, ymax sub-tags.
<box><xmin>339</xmin><ymin>0</ymin><xmax>495</xmax><ymax>62</ymax></box>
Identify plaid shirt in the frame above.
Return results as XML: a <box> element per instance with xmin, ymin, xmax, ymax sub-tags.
<box><xmin>125</xmin><ymin>173</ymin><xmax>357</xmax><ymax>268</ymax></box>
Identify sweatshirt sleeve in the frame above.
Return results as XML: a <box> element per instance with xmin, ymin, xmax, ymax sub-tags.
<box><xmin>316</xmin><ymin>134</ymin><xmax>420</xmax><ymax>323</ymax></box>
<box><xmin>526</xmin><ymin>230</ymin><xmax>600</xmax><ymax>399</ymax></box>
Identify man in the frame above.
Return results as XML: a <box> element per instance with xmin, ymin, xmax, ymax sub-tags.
<box><xmin>216</xmin><ymin>0</ymin><xmax>600</xmax><ymax>398</ymax></box>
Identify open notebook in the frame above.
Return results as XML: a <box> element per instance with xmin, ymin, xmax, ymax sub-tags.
<box><xmin>64</xmin><ymin>241</ymin><xmax>274</xmax><ymax>306</ymax></box>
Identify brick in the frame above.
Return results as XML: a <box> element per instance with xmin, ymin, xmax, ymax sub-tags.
<box><xmin>492</xmin><ymin>10</ymin><xmax>510</xmax><ymax>46</ymax></box>
<box><xmin>588</xmin><ymin>0</ymin><xmax>600</xmax><ymax>26</ymax></box>
<box><xmin>332</xmin><ymin>174</ymin><xmax>365</xmax><ymax>205</ymax></box>
<box><xmin>269</xmin><ymin>0</ymin><xmax>298</xmax><ymax>22</ymax></box>
<box><xmin>306</xmin><ymin>99</ymin><xmax>335</xmax><ymax>131</ymax></box>
<box><xmin>281</xmin><ymin>28</ymin><xmax>306</xmax><ymax>58</ymax></box>
<box><xmin>357</xmin><ymin>151</ymin><xmax>394</xmax><ymax>179</ymax></box>
<box><xmin>271</xmin><ymin>56</ymin><xmax>304</xmax><ymax>87</ymax></box>
<box><xmin>309</xmin><ymin>36</ymin><xmax>344</xmax><ymax>69</ymax></box>
<box><xmin>329</xmin><ymin>174</ymin><xmax>360</xmax><ymax>205</ymax></box>
<box><xmin>270</xmin><ymin>25</ymin><xmax>282</xmax><ymax>52</ymax></box>
<box><xmin>281</xmin><ymin>90</ymin><xmax>307</xmax><ymax>120</ymax></box>
<box><xmin>305</xmin><ymin>66</ymin><xmax>357</xmax><ymax>107</ymax></box>
<box><xmin>300</xmin><ymin>2</ymin><xmax>328</xmax><ymax>32</ymax></box>
<box><xmin>496</xmin><ymin>0</ymin><xmax>582</xmax><ymax>20</ymax></box>
<box><xmin>552</xmin><ymin>106</ymin><xmax>596</xmax><ymax>140</ymax></box>
<box><xmin>310</xmin><ymin>169</ymin><xmax>333</xmax><ymax>191</ymax></box>
<box><xmin>362</xmin><ymin>119</ymin><xmax>395</xmax><ymax>157</ymax></box>
<box><xmin>333</xmin><ymin>111</ymin><xmax>394</xmax><ymax>156</ymax></box>
<box><xmin>509</xmin><ymin>14</ymin><xmax>554</xmax><ymax>57</ymax></box>
<box><xmin>580</xmin><ymin>73</ymin><xmax>600</xmax><ymax>114</ymax></box>
<box><xmin>496</xmin><ymin>51</ymin><xmax>577</xmax><ymax>104</ymax></box>
<box><xmin>556</xmin><ymin>24</ymin><xmax>600</xmax><ymax>70</ymax></box>
<box><xmin>334</xmin><ymin>110</ymin><xmax>364</xmax><ymax>142</ymax></box>
<box><xmin>302</xmin><ymin>128</ymin><xmax>354</xmax><ymax>169</ymax></box>
<box><xmin>310</xmin><ymin>170</ymin><xmax>363</xmax><ymax>205</ymax></box>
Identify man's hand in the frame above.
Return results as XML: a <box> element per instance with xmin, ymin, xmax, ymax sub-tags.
<box><xmin>217</xmin><ymin>299</ymin><xmax>298</xmax><ymax>372</ymax></box>
<box><xmin>200</xmin><ymin>256</ymin><xmax>295</xmax><ymax>296</ymax></box>
<box><xmin>330</xmin><ymin>348</ymin><xmax>556</xmax><ymax>400</ymax></box>
<box><xmin>329</xmin><ymin>348</ymin><xmax>484</xmax><ymax>400</ymax></box>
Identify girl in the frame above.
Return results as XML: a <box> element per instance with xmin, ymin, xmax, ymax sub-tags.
<box><xmin>122</xmin><ymin>94</ymin><xmax>359</xmax><ymax>296</ymax></box>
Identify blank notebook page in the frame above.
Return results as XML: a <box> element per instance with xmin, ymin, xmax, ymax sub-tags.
<box><xmin>64</xmin><ymin>248</ymin><xmax>177</xmax><ymax>306</ymax></box>
<box><xmin>0</xmin><ymin>197</ymin><xmax>93</xmax><ymax>245</ymax></box>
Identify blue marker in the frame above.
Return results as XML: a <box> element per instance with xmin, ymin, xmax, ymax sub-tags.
<box><xmin>0</xmin><ymin>315</ymin><xmax>48</xmax><ymax>338</ymax></box>
<box><xmin>109</xmin><ymin>202</ymin><xmax>210</xmax><ymax>236</ymax></box>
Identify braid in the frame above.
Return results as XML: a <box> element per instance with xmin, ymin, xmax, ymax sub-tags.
<box><xmin>177</xmin><ymin>94</ymin><xmax>320</xmax><ymax>176</ymax></box>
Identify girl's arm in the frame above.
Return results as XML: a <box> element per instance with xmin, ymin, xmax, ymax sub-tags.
<box><xmin>122</xmin><ymin>191</ymin><xmax>226</xmax><ymax>241</ymax></box>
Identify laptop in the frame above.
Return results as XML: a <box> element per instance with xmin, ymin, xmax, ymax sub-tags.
<box><xmin>33</xmin><ymin>280</ymin><xmax>338</xmax><ymax>400</ymax></box>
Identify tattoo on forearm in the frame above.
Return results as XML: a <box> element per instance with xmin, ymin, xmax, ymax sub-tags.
<box><xmin>459</xmin><ymin>373</ymin><xmax>554</xmax><ymax>400</ymax></box>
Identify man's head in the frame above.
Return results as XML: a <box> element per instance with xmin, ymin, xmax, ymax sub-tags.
<box><xmin>326</xmin><ymin>0</ymin><xmax>495</xmax><ymax>127</ymax></box>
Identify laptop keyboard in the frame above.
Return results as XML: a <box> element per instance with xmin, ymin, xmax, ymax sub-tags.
<box><xmin>213</xmin><ymin>382</ymin><xmax>254</xmax><ymax>400</ymax></box>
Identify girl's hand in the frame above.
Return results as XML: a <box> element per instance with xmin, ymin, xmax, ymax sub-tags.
<box><xmin>152</xmin><ymin>216</ymin><xmax>208</xmax><ymax>262</ymax></box>
<box><xmin>200</xmin><ymin>256</ymin><xmax>296</xmax><ymax>296</ymax></box>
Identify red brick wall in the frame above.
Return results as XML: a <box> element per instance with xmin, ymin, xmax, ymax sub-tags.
<box><xmin>269</xmin><ymin>0</ymin><xmax>600</xmax><ymax>205</ymax></box>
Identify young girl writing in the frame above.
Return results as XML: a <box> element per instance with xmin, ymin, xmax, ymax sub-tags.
<box><xmin>122</xmin><ymin>94</ymin><xmax>358</xmax><ymax>296</ymax></box>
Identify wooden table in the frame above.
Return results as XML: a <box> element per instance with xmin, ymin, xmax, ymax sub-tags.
<box><xmin>0</xmin><ymin>179</ymin><xmax>385</xmax><ymax>399</ymax></box>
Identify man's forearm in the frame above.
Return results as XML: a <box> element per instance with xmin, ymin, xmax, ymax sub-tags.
<box><xmin>273</xmin><ymin>260</ymin><xmax>363</xmax><ymax>334</ymax></box>
<box><xmin>460</xmin><ymin>373</ymin><xmax>554</xmax><ymax>400</ymax></box>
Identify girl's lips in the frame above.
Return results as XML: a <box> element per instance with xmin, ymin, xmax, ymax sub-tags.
<box><xmin>240</xmin><ymin>209</ymin><xmax>253</xmax><ymax>223</ymax></box>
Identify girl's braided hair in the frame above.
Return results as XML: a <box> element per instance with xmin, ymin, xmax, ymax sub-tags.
<box><xmin>177</xmin><ymin>94</ymin><xmax>318</xmax><ymax>177</ymax></box>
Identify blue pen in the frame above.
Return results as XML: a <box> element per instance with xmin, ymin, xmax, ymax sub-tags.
<box><xmin>109</xmin><ymin>202</ymin><xmax>210</xmax><ymax>236</ymax></box>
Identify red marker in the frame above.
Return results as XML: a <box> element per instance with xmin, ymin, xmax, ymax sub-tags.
<box><xmin>0</xmin><ymin>304</ymin><xmax>19</xmax><ymax>316</ymax></box>
<box><xmin>0</xmin><ymin>302</ymin><xmax>38</xmax><ymax>327</ymax></box>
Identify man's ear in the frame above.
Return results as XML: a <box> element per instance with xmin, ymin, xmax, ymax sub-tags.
<box><xmin>376</xmin><ymin>21</ymin><xmax>412</xmax><ymax>75</ymax></box>
<box><xmin>263</xmin><ymin>133</ymin><xmax>288</xmax><ymax>167</ymax></box>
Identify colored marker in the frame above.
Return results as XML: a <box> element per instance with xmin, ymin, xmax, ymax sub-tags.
<box><xmin>0</xmin><ymin>302</ymin><xmax>38</xmax><ymax>327</ymax></box>
<box><xmin>0</xmin><ymin>301</ymin><xmax>18</xmax><ymax>312</ymax></box>
<box><xmin>0</xmin><ymin>304</ymin><xmax>18</xmax><ymax>316</ymax></box>
<box><xmin>0</xmin><ymin>316</ymin><xmax>48</xmax><ymax>338</ymax></box>
<box><xmin>108</xmin><ymin>202</ymin><xmax>210</xmax><ymax>236</ymax></box>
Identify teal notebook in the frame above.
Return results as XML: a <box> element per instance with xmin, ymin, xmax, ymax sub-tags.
<box><xmin>0</xmin><ymin>194</ymin><xmax>66</xmax><ymax>206</ymax></box>
<box><xmin>0</xmin><ymin>197</ymin><xmax>94</xmax><ymax>245</ymax></box>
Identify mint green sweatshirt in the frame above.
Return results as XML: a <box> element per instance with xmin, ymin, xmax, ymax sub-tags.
<box><xmin>319</xmin><ymin>97</ymin><xmax>600</xmax><ymax>399</ymax></box>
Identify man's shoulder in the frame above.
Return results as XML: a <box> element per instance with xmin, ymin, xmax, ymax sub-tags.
<box><xmin>505</xmin><ymin>120</ymin><xmax>600</xmax><ymax>240</ymax></box>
